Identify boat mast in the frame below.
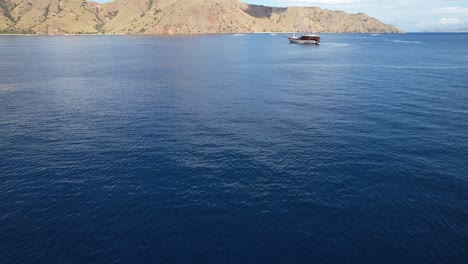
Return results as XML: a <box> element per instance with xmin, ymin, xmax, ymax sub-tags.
<box><xmin>293</xmin><ymin>17</ymin><xmax>297</xmax><ymax>38</ymax></box>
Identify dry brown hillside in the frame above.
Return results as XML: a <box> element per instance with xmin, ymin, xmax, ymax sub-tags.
<box><xmin>0</xmin><ymin>0</ymin><xmax>401</xmax><ymax>34</ymax></box>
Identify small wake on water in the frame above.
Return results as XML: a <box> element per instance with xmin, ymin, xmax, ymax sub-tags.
<box><xmin>0</xmin><ymin>84</ymin><xmax>19</xmax><ymax>93</ymax></box>
<box><xmin>288</xmin><ymin>63</ymin><xmax>465</xmax><ymax>70</ymax></box>
<box><xmin>322</xmin><ymin>42</ymin><xmax>351</xmax><ymax>48</ymax></box>
<box><xmin>377</xmin><ymin>65</ymin><xmax>463</xmax><ymax>69</ymax></box>
<box><xmin>391</xmin><ymin>40</ymin><xmax>423</xmax><ymax>44</ymax></box>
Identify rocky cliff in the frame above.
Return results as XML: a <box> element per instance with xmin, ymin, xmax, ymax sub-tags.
<box><xmin>0</xmin><ymin>0</ymin><xmax>401</xmax><ymax>34</ymax></box>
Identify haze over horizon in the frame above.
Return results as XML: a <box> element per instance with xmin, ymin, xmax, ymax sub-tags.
<box><xmin>93</xmin><ymin>0</ymin><xmax>468</xmax><ymax>32</ymax></box>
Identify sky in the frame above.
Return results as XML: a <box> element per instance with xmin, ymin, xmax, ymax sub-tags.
<box><xmin>95</xmin><ymin>0</ymin><xmax>468</xmax><ymax>32</ymax></box>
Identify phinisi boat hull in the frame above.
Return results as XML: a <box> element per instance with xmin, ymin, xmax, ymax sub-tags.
<box><xmin>285</xmin><ymin>36</ymin><xmax>321</xmax><ymax>45</ymax></box>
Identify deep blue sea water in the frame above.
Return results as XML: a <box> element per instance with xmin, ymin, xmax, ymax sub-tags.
<box><xmin>0</xmin><ymin>33</ymin><xmax>467</xmax><ymax>263</ymax></box>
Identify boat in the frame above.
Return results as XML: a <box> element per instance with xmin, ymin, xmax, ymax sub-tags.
<box><xmin>285</xmin><ymin>34</ymin><xmax>320</xmax><ymax>45</ymax></box>
<box><xmin>285</xmin><ymin>16</ymin><xmax>321</xmax><ymax>45</ymax></box>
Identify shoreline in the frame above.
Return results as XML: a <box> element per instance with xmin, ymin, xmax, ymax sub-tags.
<box><xmin>0</xmin><ymin>32</ymin><xmax>408</xmax><ymax>37</ymax></box>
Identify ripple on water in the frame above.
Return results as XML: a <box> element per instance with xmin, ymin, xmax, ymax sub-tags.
<box><xmin>0</xmin><ymin>33</ymin><xmax>467</xmax><ymax>264</ymax></box>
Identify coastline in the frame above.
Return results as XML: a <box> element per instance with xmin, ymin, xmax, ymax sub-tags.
<box><xmin>0</xmin><ymin>32</ymin><xmax>405</xmax><ymax>36</ymax></box>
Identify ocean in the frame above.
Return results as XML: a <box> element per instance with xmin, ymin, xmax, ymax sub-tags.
<box><xmin>0</xmin><ymin>33</ymin><xmax>467</xmax><ymax>263</ymax></box>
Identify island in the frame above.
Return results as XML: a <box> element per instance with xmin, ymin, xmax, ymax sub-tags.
<box><xmin>0</xmin><ymin>0</ymin><xmax>401</xmax><ymax>35</ymax></box>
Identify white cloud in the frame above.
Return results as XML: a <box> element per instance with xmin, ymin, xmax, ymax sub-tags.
<box><xmin>433</xmin><ymin>7</ymin><xmax>468</xmax><ymax>14</ymax></box>
<box><xmin>282</xmin><ymin>0</ymin><xmax>363</xmax><ymax>4</ymax></box>
<box><xmin>439</xmin><ymin>17</ymin><xmax>462</xmax><ymax>25</ymax></box>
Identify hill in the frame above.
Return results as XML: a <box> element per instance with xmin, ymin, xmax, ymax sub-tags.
<box><xmin>0</xmin><ymin>0</ymin><xmax>401</xmax><ymax>34</ymax></box>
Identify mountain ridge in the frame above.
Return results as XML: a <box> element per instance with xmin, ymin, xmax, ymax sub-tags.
<box><xmin>0</xmin><ymin>0</ymin><xmax>402</xmax><ymax>34</ymax></box>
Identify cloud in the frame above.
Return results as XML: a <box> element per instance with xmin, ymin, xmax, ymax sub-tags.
<box><xmin>439</xmin><ymin>17</ymin><xmax>462</xmax><ymax>25</ymax></box>
<box><xmin>433</xmin><ymin>7</ymin><xmax>468</xmax><ymax>14</ymax></box>
<box><xmin>419</xmin><ymin>17</ymin><xmax>463</xmax><ymax>26</ymax></box>
<box><xmin>281</xmin><ymin>0</ymin><xmax>363</xmax><ymax>4</ymax></box>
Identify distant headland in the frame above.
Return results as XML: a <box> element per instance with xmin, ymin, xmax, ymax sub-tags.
<box><xmin>0</xmin><ymin>0</ymin><xmax>402</xmax><ymax>35</ymax></box>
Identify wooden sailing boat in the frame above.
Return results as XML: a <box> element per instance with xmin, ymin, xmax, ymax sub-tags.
<box><xmin>284</xmin><ymin>15</ymin><xmax>321</xmax><ymax>45</ymax></box>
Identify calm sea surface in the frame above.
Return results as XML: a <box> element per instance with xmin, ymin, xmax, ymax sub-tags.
<box><xmin>0</xmin><ymin>33</ymin><xmax>467</xmax><ymax>263</ymax></box>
